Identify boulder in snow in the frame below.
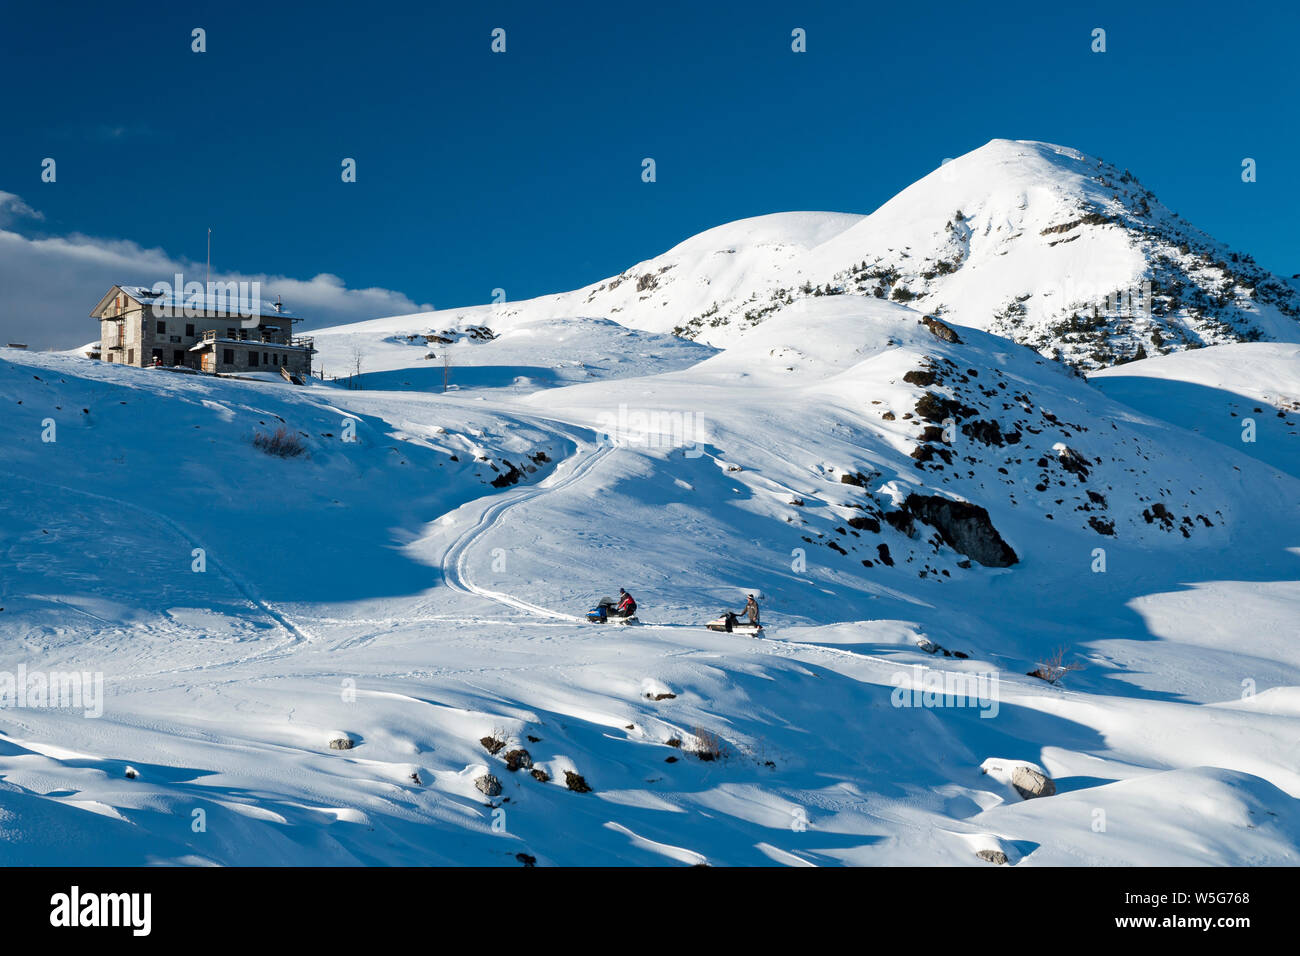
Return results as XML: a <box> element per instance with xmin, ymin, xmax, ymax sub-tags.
<box><xmin>921</xmin><ymin>315</ymin><xmax>963</xmax><ymax>344</ymax></box>
<box><xmin>981</xmin><ymin>758</ymin><xmax>1057</xmax><ymax>800</ymax></box>
<box><xmin>504</xmin><ymin>749</ymin><xmax>533</xmax><ymax>772</ymax></box>
<box><xmin>1012</xmin><ymin>765</ymin><xmax>1057</xmax><ymax>800</ymax></box>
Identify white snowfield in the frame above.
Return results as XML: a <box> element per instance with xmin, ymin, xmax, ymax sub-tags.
<box><xmin>3</xmin><ymin>140</ymin><xmax>1300</xmax><ymax>867</ymax></box>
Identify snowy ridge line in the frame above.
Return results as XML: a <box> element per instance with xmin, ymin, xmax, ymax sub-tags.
<box><xmin>439</xmin><ymin>437</ymin><xmax>616</xmax><ymax>621</ymax></box>
<box><xmin>0</xmin><ymin>468</ymin><xmax>316</xmax><ymax>652</ymax></box>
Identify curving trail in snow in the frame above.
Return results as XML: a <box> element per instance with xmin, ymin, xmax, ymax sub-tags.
<box><xmin>438</xmin><ymin>436</ymin><xmax>616</xmax><ymax>622</ymax></box>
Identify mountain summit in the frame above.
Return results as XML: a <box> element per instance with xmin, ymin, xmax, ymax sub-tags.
<box><xmin>481</xmin><ymin>140</ymin><xmax>1300</xmax><ymax>368</ymax></box>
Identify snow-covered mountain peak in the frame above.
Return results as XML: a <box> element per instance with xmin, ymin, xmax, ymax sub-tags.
<box><xmin>406</xmin><ymin>138</ymin><xmax>1299</xmax><ymax>369</ymax></box>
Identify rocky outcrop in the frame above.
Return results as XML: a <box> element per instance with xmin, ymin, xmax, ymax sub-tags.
<box><xmin>504</xmin><ymin>749</ymin><xmax>533</xmax><ymax>772</ymax></box>
<box><xmin>1055</xmin><ymin>444</ymin><xmax>1092</xmax><ymax>479</ymax></box>
<box><xmin>914</xmin><ymin>392</ymin><xmax>976</xmax><ymax>424</ymax></box>
<box><xmin>903</xmin><ymin>494</ymin><xmax>1018</xmax><ymax>567</ymax></box>
<box><xmin>490</xmin><ymin>463</ymin><xmax>525</xmax><ymax>488</ymax></box>
<box><xmin>921</xmin><ymin>315</ymin><xmax>963</xmax><ymax>344</ymax></box>
<box><xmin>847</xmin><ymin>514</ymin><xmax>881</xmax><ymax>533</ymax></box>
<box><xmin>903</xmin><ymin>366</ymin><xmax>938</xmax><ymax>387</ymax></box>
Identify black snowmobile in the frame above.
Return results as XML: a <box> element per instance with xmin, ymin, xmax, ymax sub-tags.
<box><xmin>706</xmin><ymin>611</ymin><xmax>763</xmax><ymax>635</ymax></box>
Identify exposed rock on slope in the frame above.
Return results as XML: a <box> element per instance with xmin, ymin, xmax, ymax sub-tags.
<box><xmin>903</xmin><ymin>494</ymin><xmax>1018</xmax><ymax>567</ymax></box>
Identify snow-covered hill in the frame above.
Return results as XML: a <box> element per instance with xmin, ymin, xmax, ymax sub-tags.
<box><xmin>3</xmin><ymin>285</ymin><xmax>1299</xmax><ymax>866</ymax></box>
<box><xmin>381</xmin><ymin>140</ymin><xmax>1300</xmax><ymax>369</ymax></box>
<box><xmin>311</xmin><ymin>315</ymin><xmax>715</xmax><ymax>393</ymax></box>
<box><xmin>1091</xmin><ymin>342</ymin><xmax>1300</xmax><ymax>481</ymax></box>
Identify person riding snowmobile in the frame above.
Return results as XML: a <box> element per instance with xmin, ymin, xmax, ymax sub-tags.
<box><xmin>615</xmin><ymin>588</ymin><xmax>637</xmax><ymax>618</ymax></box>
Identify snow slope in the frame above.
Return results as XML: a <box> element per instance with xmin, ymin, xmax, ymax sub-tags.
<box><xmin>1092</xmin><ymin>343</ymin><xmax>1300</xmax><ymax>482</ymax></box>
<box><xmin>310</xmin><ymin>315</ymin><xmax>716</xmax><ymax>393</ymax></box>
<box><xmin>3</xmin><ymin>286</ymin><xmax>1300</xmax><ymax>866</ymax></box>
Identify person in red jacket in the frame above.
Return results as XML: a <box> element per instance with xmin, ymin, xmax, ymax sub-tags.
<box><xmin>615</xmin><ymin>588</ymin><xmax>637</xmax><ymax>617</ymax></box>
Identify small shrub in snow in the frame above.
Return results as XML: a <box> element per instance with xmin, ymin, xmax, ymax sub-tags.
<box><xmin>1027</xmin><ymin>646</ymin><xmax>1083</xmax><ymax>684</ymax></box>
<box><xmin>530</xmin><ymin>768</ymin><xmax>550</xmax><ymax>783</ymax></box>
<box><xmin>692</xmin><ymin>727</ymin><xmax>730</xmax><ymax>762</ymax></box>
<box><xmin>252</xmin><ymin>427</ymin><xmax>306</xmax><ymax>458</ymax></box>
<box><xmin>480</xmin><ymin>730</ymin><xmax>508</xmax><ymax>755</ymax></box>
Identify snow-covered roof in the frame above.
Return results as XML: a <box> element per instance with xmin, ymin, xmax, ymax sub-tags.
<box><xmin>91</xmin><ymin>285</ymin><xmax>297</xmax><ymax>320</ymax></box>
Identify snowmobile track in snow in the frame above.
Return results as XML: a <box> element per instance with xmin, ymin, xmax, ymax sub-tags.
<box><xmin>439</xmin><ymin>438</ymin><xmax>616</xmax><ymax>622</ymax></box>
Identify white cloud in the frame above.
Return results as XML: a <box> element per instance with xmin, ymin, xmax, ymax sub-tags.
<box><xmin>0</xmin><ymin>191</ymin><xmax>45</xmax><ymax>226</ymax></box>
<box><xmin>0</xmin><ymin>191</ymin><xmax>432</xmax><ymax>350</ymax></box>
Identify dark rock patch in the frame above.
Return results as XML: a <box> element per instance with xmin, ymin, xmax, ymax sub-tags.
<box><xmin>921</xmin><ymin>315</ymin><xmax>963</xmax><ymax>343</ymax></box>
<box><xmin>1088</xmin><ymin>516</ymin><xmax>1115</xmax><ymax>535</ymax></box>
<box><xmin>564</xmin><ymin>771</ymin><xmax>592</xmax><ymax>793</ymax></box>
<box><xmin>504</xmin><ymin>749</ymin><xmax>533</xmax><ymax>772</ymax></box>
<box><xmin>903</xmin><ymin>494</ymin><xmax>1018</xmax><ymax>567</ymax></box>
<box><xmin>847</xmin><ymin>515</ymin><xmax>880</xmax><ymax>533</ymax></box>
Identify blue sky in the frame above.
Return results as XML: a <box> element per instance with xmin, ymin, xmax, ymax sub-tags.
<box><xmin>1</xmin><ymin>0</ymin><xmax>1296</xmax><ymax>331</ymax></box>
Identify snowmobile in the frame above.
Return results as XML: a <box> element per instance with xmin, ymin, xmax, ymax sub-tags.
<box><xmin>586</xmin><ymin>597</ymin><xmax>639</xmax><ymax>625</ymax></box>
<box><xmin>706</xmin><ymin>611</ymin><xmax>763</xmax><ymax>636</ymax></box>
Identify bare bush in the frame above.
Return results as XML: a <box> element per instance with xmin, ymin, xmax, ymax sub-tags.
<box><xmin>252</xmin><ymin>427</ymin><xmax>306</xmax><ymax>458</ymax></box>
<box><xmin>1028</xmin><ymin>646</ymin><xmax>1084</xmax><ymax>684</ymax></box>
<box><xmin>479</xmin><ymin>727</ymin><xmax>509</xmax><ymax>755</ymax></box>
<box><xmin>692</xmin><ymin>727</ymin><xmax>731</xmax><ymax>762</ymax></box>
